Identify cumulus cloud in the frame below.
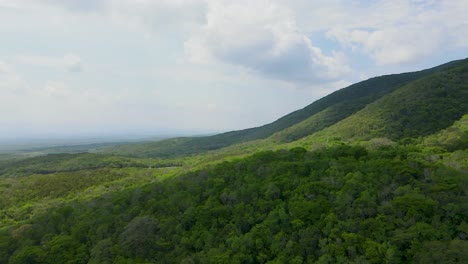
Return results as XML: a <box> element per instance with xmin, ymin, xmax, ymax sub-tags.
<box><xmin>13</xmin><ymin>0</ymin><xmax>466</xmax><ymax>72</ymax></box>
<box><xmin>327</xmin><ymin>27</ymin><xmax>444</xmax><ymax>65</ymax></box>
<box><xmin>16</xmin><ymin>53</ymin><xmax>83</xmax><ymax>72</ymax></box>
<box><xmin>185</xmin><ymin>0</ymin><xmax>349</xmax><ymax>84</ymax></box>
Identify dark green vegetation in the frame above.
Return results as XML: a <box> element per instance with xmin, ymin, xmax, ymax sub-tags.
<box><xmin>0</xmin><ymin>59</ymin><xmax>467</xmax><ymax>263</ymax></box>
<box><xmin>311</xmin><ymin>62</ymin><xmax>468</xmax><ymax>141</ymax></box>
<box><xmin>1</xmin><ymin>143</ymin><xmax>467</xmax><ymax>263</ymax></box>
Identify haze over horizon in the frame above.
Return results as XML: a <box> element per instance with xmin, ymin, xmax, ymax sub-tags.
<box><xmin>1</xmin><ymin>0</ymin><xmax>468</xmax><ymax>140</ymax></box>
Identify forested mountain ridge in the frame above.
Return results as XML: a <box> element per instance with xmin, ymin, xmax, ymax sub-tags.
<box><xmin>286</xmin><ymin>59</ymin><xmax>468</xmax><ymax>145</ymax></box>
<box><xmin>0</xmin><ymin>59</ymin><xmax>467</xmax><ymax>263</ymax></box>
<box><xmin>103</xmin><ymin>59</ymin><xmax>467</xmax><ymax>158</ymax></box>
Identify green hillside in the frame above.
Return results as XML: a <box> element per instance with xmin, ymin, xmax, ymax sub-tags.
<box><xmin>269</xmin><ymin>100</ymin><xmax>367</xmax><ymax>143</ymax></box>
<box><xmin>301</xmin><ymin>60</ymin><xmax>468</xmax><ymax>142</ymax></box>
<box><xmin>104</xmin><ymin>59</ymin><xmax>464</xmax><ymax>158</ymax></box>
<box><xmin>423</xmin><ymin>114</ymin><xmax>468</xmax><ymax>151</ymax></box>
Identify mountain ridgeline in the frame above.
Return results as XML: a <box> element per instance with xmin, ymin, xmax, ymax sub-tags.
<box><xmin>106</xmin><ymin>59</ymin><xmax>468</xmax><ymax>158</ymax></box>
<box><xmin>284</xmin><ymin>59</ymin><xmax>468</xmax><ymax>143</ymax></box>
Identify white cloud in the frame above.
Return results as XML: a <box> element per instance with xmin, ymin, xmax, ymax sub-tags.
<box><xmin>16</xmin><ymin>53</ymin><xmax>83</xmax><ymax>72</ymax></box>
<box><xmin>323</xmin><ymin>0</ymin><xmax>468</xmax><ymax>64</ymax></box>
<box><xmin>327</xmin><ymin>27</ymin><xmax>444</xmax><ymax>65</ymax></box>
<box><xmin>185</xmin><ymin>0</ymin><xmax>350</xmax><ymax>84</ymax></box>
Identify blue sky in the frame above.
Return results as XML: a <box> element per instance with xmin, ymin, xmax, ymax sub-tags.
<box><xmin>0</xmin><ymin>0</ymin><xmax>467</xmax><ymax>140</ymax></box>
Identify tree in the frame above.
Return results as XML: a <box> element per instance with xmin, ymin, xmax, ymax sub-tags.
<box><xmin>9</xmin><ymin>246</ymin><xmax>46</xmax><ymax>264</ymax></box>
<box><xmin>118</xmin><ymin>216</ymin><xmax>159</xmax><ymax>259</ymax></box>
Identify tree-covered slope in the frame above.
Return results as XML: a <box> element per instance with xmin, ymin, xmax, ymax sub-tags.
<box><xmin>2</xmin><ymin>144</ymin><xmax>466</xmax><ymax>263</ymax></box>
<box><xmin>423</xmin><ymin>114</ymin><xmax>468</xmax><ymax>151</ymax></box>
<box><xmin>269</xmin><ymin>99</ymin><xmax>369</xmax><ymax>143</ymax></box>
<box><xmin>104</xmin><ymin>59</ymin><xmax>464</xmax><ymax>158</ymax></box>
<box><xmin>297</xmin><ymin>59</ymin><xmax>468</xmax><ymax>143</ymax></box>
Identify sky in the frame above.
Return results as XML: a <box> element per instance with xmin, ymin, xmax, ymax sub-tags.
<box><xmin>0</xmin><ymin>0</ymin><xmax>467</xmax><ymax>141</ymax></box>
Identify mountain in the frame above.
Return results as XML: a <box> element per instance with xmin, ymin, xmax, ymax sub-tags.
<box><xmin>104</xmin><ymin>59</ymin><xmax>466</xmax><ymax>158</ymax></box>
<box><xmin>279</xmin><ymin>58</ymin><xmax>468</xmax><ymax>145</ymax></box>
<box><xmin>0</xmin><ymin>59</ymin><xmax>467</xmax><ymax>264</ymax></box>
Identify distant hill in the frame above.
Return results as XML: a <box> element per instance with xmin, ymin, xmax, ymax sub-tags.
<box><xmin>105</xmin><ymin>59</ymin><xmax>467</xmax><ymax>158</ymax></box>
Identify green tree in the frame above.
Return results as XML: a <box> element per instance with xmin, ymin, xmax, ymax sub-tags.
<box><xmin>9</xmin><ymin>246</ymin><xmax>46</xmax><ymax>264</ymax></box>
<box><xmin>118</xmin><ymin>216</ymin><xmax>159</xmax><ymax>259</ymax></box>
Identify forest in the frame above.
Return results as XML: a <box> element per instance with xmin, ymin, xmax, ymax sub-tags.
<box><xmin>1</xmin><ymin>141</ymin><xmax>467</xmax><ymax>263</ymax></box>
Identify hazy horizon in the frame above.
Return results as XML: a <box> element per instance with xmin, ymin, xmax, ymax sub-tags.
<box><xmin>0</xmin><ymin>129</ymin><xmax>222</xmax><ymax>147</ymax></box>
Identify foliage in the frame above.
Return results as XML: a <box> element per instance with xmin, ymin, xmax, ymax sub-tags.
<box><xmin>312</xmin><ymin>60</ymin><xmax>468</xmax><ymax>141</ymax></box>
<box><xmin>1</xmin><ymin>143</ymin><xmax>466</xmax><ymax>263</ymax></box>
<box><xmin>423</xmin><ymin>114</ymin><xmax>468</xmax><ymax>151</ymax></box>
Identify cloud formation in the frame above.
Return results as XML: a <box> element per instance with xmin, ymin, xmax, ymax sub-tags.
<box><xmin>0</xmin><ymin>0</ymin><xmax>467</xmax><ymax>138</ymax></box>
<box><xmin>327</xmin><ymin>27</ymin><xmax>444</xmax><ymax>65</ymax></box>
<box><xmin>185</xmin><ymin>0</ymin><xmax>349</xmax><ymax>84</ymax></box>
<box><xmin>10</xmin><ymin>0</ymin><xmax>468</xmax><ymax>69</ymax></box>
<box><xmin>324</xmin><ymin>1</ymin><xmax>468</xmax><ymax>64</ymax></box>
